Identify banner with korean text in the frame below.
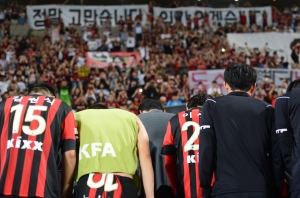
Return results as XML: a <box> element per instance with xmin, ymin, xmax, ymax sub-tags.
<box><xmin>153</xmin><ymin>6</ymin><xmax>272</xmax><ymax>27</ymax></box>
<box><xmin>26</xmin><ymin>5</ymin><xmax>148</xmax><ymax>30</ymax></box>
<box><xmin>189</xmin><ymin>68</ymin><xmax>300</xmax><ymax>95</ymax></box>
<box><xmin>85</xmin><ymin>52</ymin><xmax>141</xmax><ymax>68</ymax></box>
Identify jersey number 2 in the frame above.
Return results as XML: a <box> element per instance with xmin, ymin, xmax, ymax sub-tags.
<box><xmin>181</xmin><ymin>121</ymin><xmax>200</xmax><ymax>152</ymax></box>
<box><xmin>11</xmin><ymin>104</ymin><xmax>48</xmax><ymax>136</ymax></box>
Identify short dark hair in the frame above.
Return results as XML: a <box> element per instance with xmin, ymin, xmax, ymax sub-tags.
<box><xmin>287</xmin><ymin>79</ymin><xmax>300</xmax><ymax>92</ymax></box>
<box><xmin>138</xmin><ymin>99</ymin><xmax>164</xmax><ymax>112</ymax></box>
<box><xmin>29</xmin><ymin>83</ymin><xmax>56</xmax><ymax>96</ymax></box>
<box><xmin>224</xmin><ymin>63</ymin><xmax>257</xmax><ymax>91</ymax></box>
<box><xmin>187</xmin><ymin>92</ymin><xmax>212</xmax><ymax>109</ymax></box>
<box><xmin>88</xmin><ymin>103</ymin><xmax>109</xmax><ymax>109</ymax></box>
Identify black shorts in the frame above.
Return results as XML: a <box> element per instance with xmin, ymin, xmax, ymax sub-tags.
<box><xmin>74</xmin><ymin>173</ymin><xmax>138</xmax><ymax>198</ymax></box>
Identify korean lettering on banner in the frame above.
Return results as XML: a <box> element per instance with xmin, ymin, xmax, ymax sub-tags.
<box><xmin>27</xmin><ymin>5</ymin><xmax>147</xmax><ymax>30</ymax></box>
<box><xmin>188</xmin><ymin>69</ymin><xmax>226</xmax><ymax>94</ymax></box>
<box><xmin>153</xmin><ymin>6</ymin><xmax>272</xmax><ymax>27</ymax></box>
<box><xmin>30</xmin><ymin>5</ymin><xmax>62</xmax><ymax>28</ymax></box>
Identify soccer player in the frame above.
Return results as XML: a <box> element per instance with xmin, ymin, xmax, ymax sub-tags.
<box><xmin>277</xmin><ymin>79</ymin><xmax>300</xmax><ymax>198</ymax></box>
<box><xmin>138</xmin><ymin>99</ymin><xmax>175</xmax><ymax>198</ymax></box>
<box><xmin>161</xmin><ymin>92</ymin><xmax>211</xmax><ymax>198</ymax></box>
<box><xmin>199</xmin><ymin>63</ymin><xmax>283</xmax><ymax>198</ymax></box>
<box><xmin>74</xmin><ymin>104</ymin><xmax>154</xmax><ymax>198</ymax></box>
<box><xmin>0</xmin><ymin>83</ymin><xmax>77</xmax><ymax>198</ymax></box>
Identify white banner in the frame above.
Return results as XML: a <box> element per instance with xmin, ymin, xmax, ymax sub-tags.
<box><xmin>153</xmin><ymin>6</ymin><xmax>272</xmax><ymax>27</ymax></box>
<box><xmin>188</xmin><ymin>69</ymin><xmax>227</xmax><ymax>94</ymax></box>
<box><xmin>26</xmin><ymin>5</ymin><xmax>148</xmax><ymax>30</ymax></box>
<box><xmin>189</xmin><ymin>68</ymin><xmax>300</xmax><ymax>94</ymax></box>
<box><xmin>227</xmin><ymin>33</ymin><xmax>300</xmax><ymax>66</ymax></box>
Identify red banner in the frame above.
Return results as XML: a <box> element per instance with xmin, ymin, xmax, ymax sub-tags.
<box><xmin>85</xmin><ymin>52</ymin><xmax>141</xmax><ymax>68</ymax></box>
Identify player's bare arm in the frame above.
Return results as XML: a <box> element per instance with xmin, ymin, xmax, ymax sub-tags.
<box><xmin>136</xmin><ymin>117</ymin><xmax>154</xmax><ymax>198</ymax></box>
<box><xmin>61</xmin><ymin>150</ymin><xmax>76</xmax><ymax>198</ymax></box>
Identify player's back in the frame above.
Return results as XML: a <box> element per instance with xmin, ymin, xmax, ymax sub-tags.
<box><xmin>0</xmin><ymin>95</ymin><xmax>76</xmax><ymax>197</ymax></box>
<box><xmin>162</xmin><ymin>108</ymin><xmax>202</xmax><ymax>198</ymax></box>
<box><xmin>289</xmin><ymin>87</ymin><xmax>300</xmax><ymax>192</ymax></box>
<box><xmin>75</xmin><ymin>109</ymin><xmax>139</xmax><ymax>182</ymax></box>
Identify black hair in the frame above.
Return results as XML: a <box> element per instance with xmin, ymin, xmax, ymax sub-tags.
<box><xmin>287</xmin><ymin>79</ymin><xmax>300</xmax><ymax>92</ymax></box>
<box><xmin>224</xmin><ymin>63</ymin><xmax>257</xmax><ymax>92</ymax></box>
<box><xmin>88</xmin><ymin>103</ymin><xmax>109</xmax><ymax>109</ymax></box>
<box><xmin>138</xmin><ymin>99</ymin><xmax>164</xmax><ymax>112</ymax></box>
<box><xmin>187</xmin><ymin>92</ymin><xmax>212</xmax><ymax>109</ymax></box>
<box><xmin>29</xmin><ymin>83</ymin><xmax>56</xmax><ymax>96</ymax></box>
<box><xmin>172</xmin><ymin>91</ymin><xmax>178</xmax><ymax>96</ymax></box>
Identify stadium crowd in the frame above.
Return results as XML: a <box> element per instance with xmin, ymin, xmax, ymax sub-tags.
<box><xmin>1</xmin><ymin>1</ymin><xmax>300</xmax><ymax>198</ymax></box>
<box><xmin>0</xmin><ymin>1</ymin><xmax>299</xmax><ymax>113</ymax></box>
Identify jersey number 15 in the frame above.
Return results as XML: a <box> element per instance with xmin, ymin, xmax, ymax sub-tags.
<box><xmin>11</xmin><ymin>104</ymin><xmax>48</xmax><ymax>136</ymax></box>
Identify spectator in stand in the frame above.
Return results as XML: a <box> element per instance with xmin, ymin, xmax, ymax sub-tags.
<box><xmin>3</xmin><ymin>19</ymin><xmax>10</xmax><ymax>37</ymax></box>
<box><xmin>104</xmin><ymin>16</ymin><xmax>112</xmax><ymax>31</ymax></box>
<box><xmin>87</xmin><ymin>36</ymin><xmax>98</xmax><ymax>51</ymax></box>
<box><xmin>104</xmin><ymin>94</ymin><xmax>120</xmax><ymax>108</ymax></box>
<box><xmin>207</xmin><ymin>80</ymin><xmax>222</xmax><ymax>97</ymax></box>
<box><xmin>166</xmin><ymin>92</ymin><xmax>182</xmax><ymax>106</ymax></box>
<box><xmin>262</xmin><ymin>10</ymin><xmax>268</xmax><ymax>31</ymax></box>
<box><xmin>0</xmin><ymin>53</ymin><xmax>7</xmax><ymax>71</ymax></box>
<box><xmin>240</xmin><ymin>11</ymin><xmax>247</xmax><ymax>26</ymax></box>
<box><xmin>249</xmin><ymin>10</ymin><xmax>256</xmax><ymax>28</ymax></box>
<box><xmin>18</xmin><ymin>8</ymin><xmax>26</xmax><ymax>25</ymax></box>
<box><xmin>126</xmin><ymin>32</ymin><xmax>135</xmax><ymax>52</ymax></box>
<box><xmin>126</xmin><ymin>15</ymin><xmax>134</xmax><ymax>32</ymax></box>
<box><xmin>0</xmin><ymin>8</ymin><xmax>5</xmax><ymax>25</ymax></box>
<box><xmin>117</xmin><ymin>15</ymin><xmax>125</xmax><ymax>31</ymax></box>
<box><xmin>192</xmin><ymin>13</ymin><xmax>199</xmax><ymax>30</ymax></box>
<box><xmin>135</xmin><ymin>20</ymin><xmax>143</xmax><ymax>47</ymax></box>
<box><xmin>44</xmin><ymin>15</ymin><xmax>51</xmax><ymax>33</ymax></box>
<box><xmin>291</xmin><ymin>45</ymin><xmax>300</xmax><ymax>68</ymax></box>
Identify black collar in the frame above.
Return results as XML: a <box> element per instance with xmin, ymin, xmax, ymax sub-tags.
<box><xmin>228</xmin><ymin>92</ymin><xmax>250</xmax><ymax>97</ymax></box>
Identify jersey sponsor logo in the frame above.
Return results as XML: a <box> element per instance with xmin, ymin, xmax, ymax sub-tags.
<box><xmin>7</xmin><ymin>136</ymin><xmax>43</xmax><ymax>151</ymax></box>
<box><xmin>74</xmin><ymin>128</ymin><xmax>79</xmax><ymax>140</ymax></box>
<box><xmin>79</xmin><ymin>142</ymin><xmax>116</xmax><ymax>160</ymax></box>
<box><xmin>200</xmin><ymin>125</ymin><xmax>210</xmax><ymax>130</ymax></box>
<box><xmin>276</xmin><ymin>128</ymin><xmax>287</xmax><ymax>134</ymax></box>
<box><xmin>187</xmin><ymin>152</ymin><xmax>199</xmax><ymax>164</ymax></box>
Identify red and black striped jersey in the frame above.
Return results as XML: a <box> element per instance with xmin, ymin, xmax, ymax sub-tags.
<box><xmin>162</xmin><ymin>108</ymin><xmax>202</xmax><ymax>198</ymax></box>
<box><xmin>0</xmin><ymin>95</ymin><xmax>77</xmax><ymax>198</ymax></box>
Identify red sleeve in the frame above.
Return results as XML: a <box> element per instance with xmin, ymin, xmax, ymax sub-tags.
<box><xmin>161</xmin><ymin>121</ymin><xmax>177</xmax><ymax>195</ymax></box>
<box><xmin>162</xmin><ymin>122</ymin><xmax>176</xmax><ymax>154</ymax></box>
<box><xmin>61</xmin><ymin>110</ymin><xmax>77</xmax><ymax>152</ymax></box>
